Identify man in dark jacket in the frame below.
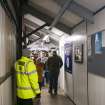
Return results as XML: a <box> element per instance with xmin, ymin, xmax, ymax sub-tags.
<box><xmin>47</xmin><ymin>51</ymin><xmax>63</xmax><ymax>95</ymax></box>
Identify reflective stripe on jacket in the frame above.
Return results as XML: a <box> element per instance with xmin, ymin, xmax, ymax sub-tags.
<box><xmin>15</xmin><ymin>56</ymin><xmax>40</xmax><ymax>99</ymax></box>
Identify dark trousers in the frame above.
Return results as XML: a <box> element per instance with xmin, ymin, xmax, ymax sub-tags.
<box><xmin>38</xmin><ymin>82</ymin><xmax>42</xmax><ymax>90</ymax></box>
<box><xmin>49</xmin><ymin>72</ymin><xmax>59</xmax><ymax>94</ymax></box>
<box><xmin>45</xmin><ymin>71</ymin><xmax>49</xmax><ymax>83</ymax></box>
<box><xmin>17</xmin><ymin>97</ymin><xmax>33</xmax><ymax>105</ymax></box>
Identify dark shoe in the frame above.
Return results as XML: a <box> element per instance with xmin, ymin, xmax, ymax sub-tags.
<box><xmin>48</xmin><ymin>90</ymin><xmax>52</xmax><ymax>95</ymax></box>
<box><xmin>54</xmin><ymin>92</ymin><xmax>57</xmax><ymax>95</ymax></box>
<box><xmin>36</xmin><ymin>94</ymin><xmax>41</xmax><ymax>98</ymax></box>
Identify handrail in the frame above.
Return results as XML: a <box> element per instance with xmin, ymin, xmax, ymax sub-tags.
<box><xmin>0</xmin><ymin>71</ymin><xmax>14</xmax><ymax>85</ymax></box>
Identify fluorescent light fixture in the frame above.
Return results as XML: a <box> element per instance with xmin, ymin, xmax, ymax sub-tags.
<box><xmin>43</xmin><ymin>35</ymin><xmax>49</xmax><ymax>41</ymax></box>
<box><xmin>45</xmin><ymin>26</ymin><xmax>49</xmax><ymax>29</ymax></box>
<box><xmin>32</xmin><ymin>34</ymin><xmax>40</xmax><ymax>38</ymax></box>
<box><xmin>51</xmin><ymin>28</ymin><xmax>64</xmax><ymax>36</ymax></box>
<box><xmin>24</xmin><ymin>14</ymin><xmax>45</xmax><ymax>26</ymax></box>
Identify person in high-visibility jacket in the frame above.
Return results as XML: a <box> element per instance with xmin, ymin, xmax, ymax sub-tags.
<box><xmin>15</xmin><ymin>49</ymin><xmax>40</xmax><ymax>105</ymax></box>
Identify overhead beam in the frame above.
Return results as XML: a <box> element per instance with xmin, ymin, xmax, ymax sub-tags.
<box><xmin>27</xmin><ymin>38</ymin><xmax>41</xmax><ymax>46</ymax></box>
<box><xmin>25</xmin><ymin>25</ymin><xmax>59</xmax><ymax>46</ymax></box>
<box><xmin>27</xmin><ymin>36</ymin><xmax>58</xmax><ymax>47</ymax></box>
<box><xmin>23</xmin><ymin>23</ymin><xmax>48</xmax><ymax>40</ymax></box>
<box><xmin>50</xmin><ymin>0</ymin><xmax>72</xmax><ymax>29</ymax></box>
<box><xmin>24</xmin><ymin>18</ymin><xmax>39</xmax><ymax>29</ymax></box>
<box><xmin>25</xmin><ymin>26</ymin><xmax>44</xmax><ymax>38</ymax></box>
<box><xmin>55</xmin><ymin>0</ymin><xmax>94</xmax><ymax>23</ymax></box>
<box><xmin>23</xmin><ymin>4</ymin><xmax>71</xmax><ymax>34</ymax></box>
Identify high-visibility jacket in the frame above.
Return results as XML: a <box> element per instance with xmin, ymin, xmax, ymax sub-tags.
<box><xmin>15</xmin><ymin>56</ymin><xmax>40</xmax><ymax>99</ymax></box>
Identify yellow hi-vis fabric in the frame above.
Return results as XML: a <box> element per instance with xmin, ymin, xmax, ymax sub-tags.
<box><xmin>15</xmin><ymin>56</ymin><xmax>40</xmax><ymax>99</ymax></box>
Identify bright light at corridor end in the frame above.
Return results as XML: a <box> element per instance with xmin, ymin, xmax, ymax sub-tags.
<box><xmin>60</xmin><ymin>34</ymin><xmax>85</xmax><ymax>46</ymax></box>
<box><xmin>65</xmin><ymin>34</ymin><xmax>86</xmax><ymax>42</ymax></box>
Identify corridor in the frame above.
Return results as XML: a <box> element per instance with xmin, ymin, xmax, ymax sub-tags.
<box><xmin>1</xmin><ymin>0</ymin><xmax>105</xmax><ymax>105</ymax></box>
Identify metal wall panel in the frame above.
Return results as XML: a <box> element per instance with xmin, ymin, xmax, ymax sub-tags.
<box><xmin>0</xmin><ymin>4</ymin><xmax>16</xmax><ymax>105</ymax></box>
<box><xmin>0</xmin><ymin>4</ymin><xmax>6</xmax><ymax>77</ymax></box>
<box><xmin>61</xmin><ymin>22</ymin><xmax>87</xmax><ymax>105</ymax></box>
<box><xmin>88</xmin><ymin>73</ymin><xmax>105</xmax><ymax>105</ymax></box>
<box><xmin>72</xmin><ymin>22</ymin><xmax>88</xmax><ymax>105</ymax></box>
<box><xmin>65</xmin><ymin>72</ymin><xmax>73</xmax><ymax>100</ymax></box>
<box><xmin>0</xmin><ymin>85</ymin><xmax>2</xmax><ymax>105</ymax></box>
<box><xmin>0</xmin><ymin>77</ymin><xmax>12</xmax><ymax>105</ymax></box>
<box><xmin>0</xmin><ymin>4</ymin><xmax>16</xmax><ymax>77</ymax></box>
<box><xmin>0</xmin><ymin>5</ymin><xmax>2</xmax><ymax>77</ymax></box>
<box><xmin>87</xmin><ymin>9</ymin><xmax>105</xmax><ymax>105</ymax></box>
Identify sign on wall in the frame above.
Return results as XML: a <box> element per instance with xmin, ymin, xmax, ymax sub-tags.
<box><xmin>88</xmin><ymin>30</ymin><xmax>105</xmax><ymax>77</ymax></box>
<box><xmin>64</xmin><ymin>43</ymin><xmax>73</xmax><ymax>74</ymax></box>
<box><xmin>102</xmin><ymin>31</ymin><xmax>105</xmax><ymax>47</ymax></box>
<box><xmin>95</xmin><ymin>32</ymin><xmax>102</xmax><ymax>54</ymax></box>
<box><xmin>88</xmin><ymin>36</ymin><xmax>92</xmax><ymax>56</ymax></box>
<box><xmin>74</xmin><ymin>44</ymin><xmax>83</xmax><ymax>63</ymax></box>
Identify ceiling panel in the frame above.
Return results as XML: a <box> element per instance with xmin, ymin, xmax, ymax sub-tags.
<box><xmin>29</xmin><ymin>0</ymin><xmax>60</xmax><ymax>17</ymax></box>
<box><xmin>24</xmin><ymin>14</ymin><xmax>45</xmax><ymax>26</ymax></box>
<box><xmin>29</xmin><ymin>0</ymin><xmax>82</xmax><ymax>27</ymax></box>
<box><xmin>61</xmin><ymin>10</ymin><xmax>82</xmax><ymax>27</ymax></box>
<box><xmin>75</xmin><ymin>0</ymin><xmax>105</xmax><ymax>12</ymax></box>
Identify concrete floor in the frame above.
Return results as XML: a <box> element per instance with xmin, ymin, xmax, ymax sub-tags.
<box><xmin>34</xmin><ymin>88</ymin><xmax>74</xmax><ymax>105</ymax></box>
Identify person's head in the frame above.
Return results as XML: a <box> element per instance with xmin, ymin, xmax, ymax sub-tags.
<box><xmin>22</xmin><ymin>49</ymin><xmax>31</xmax><ymax>58</ymax></box>
<box><xmin>52</xmin><ymin>51</ymin><xmax>57</xmax><ymax>56</ymax></box>
<box><xmin>34</xmin><ymin>53</ymin><xmax>38</xmax><ymax>59</ymax></box>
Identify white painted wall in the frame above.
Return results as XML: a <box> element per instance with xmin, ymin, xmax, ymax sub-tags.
<box><xmin>0</xmin><ymin>5</ymin><xmax>16</xmax><ymax>77</ymax></box>
<box><xmin>65</xmin><ymin>72</ymin><xmax>73</xmax><ymax>100</ymax></box>
<box><xmin>0</xmin><ymin>5</ymin><xmax>16</xmax><ymax>105</ymax></box>
<box><xmin>87</xmin><ymin>9</ymin><xmax>105</xmax><ymax>105</ymax></box>
<box><xmin>59</xmin><ymin>23</ymin><xmax>87</xmax><ymax>105</ymax></box>
<box><xmin>72</xmin><ymin>22</ymin><xmax>87</xmax><ymax>105</ymax></box>
<box><xmin>61</xmin><ymin>7</ymin><xmax>105</xmax><ymax>105</ymax></box>
<box><xmin>0</xmin><ymin>77</ymin><xmax>13</xmax><ymax>105</ymax></box>
<box><xmin>59</xmin><ymin>35</ymin><xmax>68</xmax><ymax>91</ymax></box>
<box><xmin>58</xmin><ymin>5</ymin><xmax>105</xmax><ymax>105</ymax></box>
<box><xmin>0</xmin><ymin>85</ymin><xmax>2</xmax><ymax>105</ymax></box>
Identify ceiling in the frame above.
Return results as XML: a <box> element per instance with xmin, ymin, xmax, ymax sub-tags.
<box><xmin>29</xmin><ymin>0</ymin><xmax>82</xmax><ymax>27</ymax></box>
<box><xmin>23</xmin><ymin>14</ymin><xmax>60</xmax><ymax>50</ymax></box>
<box><xmin>75</xmin><ymin>0</ymin><xmax>105</xmax><ymax>11</ymax></box>
<box><xmin>23</xmin><ymin>0</ymin><xmax>105</xmax><ymax>50</ymax></box>
<box><xmin>26</xmin><ymin>0</ymin><xmax>105</xmax><ymax>27</ymax></box>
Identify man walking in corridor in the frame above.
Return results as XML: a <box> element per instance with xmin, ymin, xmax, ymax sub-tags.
<box><xmin>47</xmin><ymin>51</ymin><xmax>63</xmax><ymax>95</ymax></box>
<box><xmin>15</xmin><ymin>49</ymin><xmax>40</xmax><ymax>105</ymax></box>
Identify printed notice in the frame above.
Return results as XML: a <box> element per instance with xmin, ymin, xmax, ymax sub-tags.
<box><xmin>102</xmin><ymin>31</ymin><xmax>105</xmax><ymax>47</ymax></box>
<box><xmin>87</xmin><ymin>36</ymin><xmax>91</xmax><ymax>56</ymax></box>
<box><xmin>95</xmin><ymin>32</ymin><xmax>102</xmax><ymax>54</ymax></box>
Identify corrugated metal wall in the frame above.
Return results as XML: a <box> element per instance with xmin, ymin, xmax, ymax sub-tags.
<box><xmin>63</xmin><ymin>22</ymin><xmax>88</xmax><ymax>105</ymax></box>
<box><xmin>0</xmin><ymin>77</ymin><xmax>13</xmax><ymax>105</ymax></box>
<box><xmin>72</xmin><ymin>22</ymin><xmax>87</xmax><ymax>105</ymax></box>
<box><xmin>0</xmin><ymin>4</ymin><xmax>16</xmax><ymax>105</ymax></box>
<box><xmin>87</xmin><ymin>8</ymin><xmax>105</xmax><ymax>105</ymax></box>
